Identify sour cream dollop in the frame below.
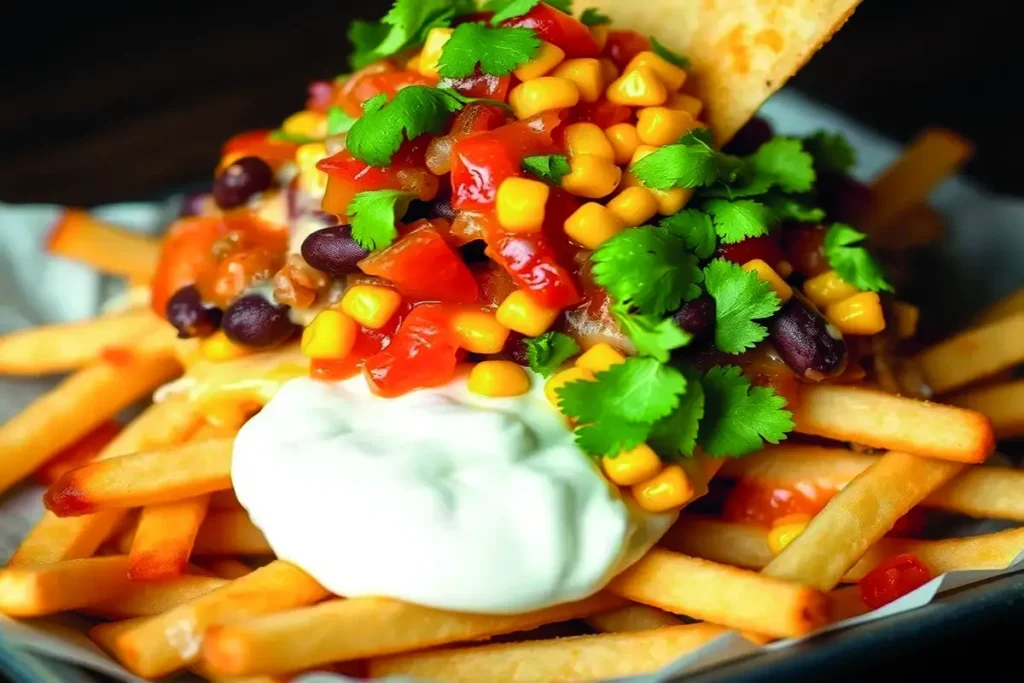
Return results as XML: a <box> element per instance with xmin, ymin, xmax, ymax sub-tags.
<box><xmin>232</xmin><ymin>370</ymin><xmax>676</xmax><ymax>613</ymax></box>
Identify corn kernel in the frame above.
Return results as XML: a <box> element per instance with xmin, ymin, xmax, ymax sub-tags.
<box><xmin>629</xmin><ymin>144</ymin><xmax>660</xmax><ymax>165</ymax></box>
<box><xmin>636</xmin><ymin>107</ymin><xmax>697</xmax><ymax>146</ymax></box>
<box><xmin>552</xmin><ymin>58</ymin><xmax>605</xmax><ymax>103</ymax></box>
<box><xmin>405</xmin><ymin>52</ymin><xmax>422</xmax><ymax>72</ymax></box>
<box><xmin>803</xmin><ymin>269</ymin><xmax>860</xmax><ymax>308</ymax></box>
<box><xmin>513</xmin><ymin>41</ymin><xmax>566</xmax><ymax>81</ymax></box>
<box><xmin>301</xmin><ymin>310</ymin><xmax>359</xmax><ymax>359</ymax></box>
<box><xmin>340</xmin><ymin>285</ymin><xmax>403</xmax><ymax>329</ymax></box>
<box><xmin>564</xmin><ymin>202</ymin><xmax>625</xmax><ymax>249</ymax></box>
<box><xmin>282</xmin><ymin>110</ymin><xmax>327</xmax><ymax>140</ymax></box>
<box><xmin>625</xmin><ymin>51</ymin><xmax>688</xmax><ymax>90</ymax></box>
<box><xmin>631</xmin><ymin>465</ymin><xmax>694</xmax><ymax>512</ymax></box>
<box><xmin>768</xmin><ymin>516</ymin><xmax>811</xmax><ymax>555</ymax></box>
<box><xmin>590</xmin><ymin>25</ymin><xmax>610</xmax><ymax>50</ymax></box>
<box><xmin>606</xmin><ymin>66</ymin><xmax>668</xmax><ymax>106</ymax></box>
<box><xmin>605</xmin><ymin>123</ymin><xmax>641</xmax><ymax>165</ymax></box>
<box><xmin>451</xmin><ymin>310</ymin><xmax>511</xmax><ymax>354</ymax></box>
<box><xmin>607</xmin><ymin>187</ymin><xmax>659</xmax><ymax>227</ymax></box>
<box><xmin>575</xmin><ymin>342</ymin><xmax>626</xmax><ymax>374</ymax></box>
<box><xmin>652</xmin><ymin>187</ymin><xmax>693</xmax><ymax>215</ymax></box>
<box><xmin>561</xmin><ymin>154</ymin><xmax>622</xmax><ymax>199</ymax></box>
<box><xmin>826</xmin><ymin>292</ymin><xmax>886</xmax><ymax>336</ymax></box>
<box><xmin>496</xmin><ymin>177</ymin><xmax>549</xmax><ymax>233</ymax></box>
<box><xmin>418</xmin><ymin>28</ymin><xmax>453</xmax><ymax>78</ymax></box>
<box><xmin>602</xmin><ymin>444</ymin><xmax>663</xmax><ymax>486</ymax></box>
<box><xmin>892</xmin><ymin>301</ymin><xmax>919</xmax><ymax>340</ymax></box>
<box><xmin>468</xmin><ymin>361</ymin><xmax>531</xmax><ymax>398</ymax></box>
<box><xmin>742</xmin><ymin>259</ymin><xmax>793</xmax><ymax>302</ymax></box>
<box><xmin>508</xmin><ymin>77</ymin><xmax>580</xmax><ymax>119</ymax></box>
<box><xmin>496</xmin><ymin>290</ymin><xmax>561</xmax><ymax>337</ymax></box>
<box><xmin>201</xmin><ymin>331</ymin><xmax>253</xmax><ymax>362</ymax></box>
<box><xmin>296</xmin><ymin>143</ymin><xmax>329</xmax><ymax>195</ymax></box>
<box><xmin>667</xmin><ymin>93</ymin><xmax>704</xmax><ymax>118</ymax></box>
<box><xmin>544</xmin><ymin>366</ymin><xmax>595</xmax><ymax>407</ymax></box>
<box><xmin>599</xmin><ymin>58</ymin><xmax>620</xmax><ymax>84</ymax></box>
<box><xmin>563</xmin><ymin>123</ymin><xmax>616</xmax><ymax>161</ymax></box>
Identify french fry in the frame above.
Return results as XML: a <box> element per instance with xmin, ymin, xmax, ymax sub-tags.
<box><xmin>200</xmin><ymin>592</ymin><xmax>626</xmax><ymax>677</ymax></box>
<box><xmin>585</xmin><ymin>604</ymin><xmax>684</xmax><ymax>633</ymax></box>
<box><xmin>973</xmin><ymin>287</ymin><xmax>1024</xmax><ymax>328</ymax></box>
<box><xmin>916</xmin><ymin>314</ymin><xmax>1024</xmax><ymax>395</ymax></box>
<box><xmin>193</xmin><ymin>509</ymin><xmax>272</xmax><ymax>556</ymax></box>
<box><xmin>870</xmin><ymin>203</ymin><xmax>944</xmax><ymax>250</ymax></box>
<box><xmin>829</xmin><ymin>585</ymin><xmax>870</xmax><ymax>621</ymax></box>
<box><xmin>33</xmin><ymin>420</ymin><xmax>121</xmax><ymax>485</ymax></box>
<box><xmin>945</xmin><ymin>379</ymin><xmax>1024</xmax><ymax>439</ymax></box>
<box><xmin>607</xmin><ymin>548</ymin><xmax>828</xmax><ymax>638</ymax></box>
<box><xmin>129</xmin><ymin>495</ymin><xmax>212</xmax><ymax>580</ymax></box>
<box><xmin>82</xmin><ymin>575</ymin><xmax>230</xmax><ymax>619</ymax></box>
<box><xmin>90</xmin><ymin>560</ymin><xmax>328</xmax><ymax>678</ymax></box>
<box><xmin>195</xmin><ymin>558</ymin><xmax>254</xmax><ymax>580</ymax></box>
<box><xmin>209</xmin><ymin>489</ymin><xmax>244</xmax><ymax>510</ymax></box>
<box><xmin>0</xmin><ymin>556</ymin><xmax>135</xmax><ymax>617</ymax></box>
<box><xmin>861</xmin><ymin>128</ymin><xmax>973</xmax><ymax>232</ymax></box>
<box><xmin>761</xmin><ymin>451</ymin><xmax>962</xmax><ymax>590</ymax></box>
<box><xmin>660</xmin><ymin>517</ymin><xmax>774</xmax><ymax>570</ymax></box>
<box><xmin>44</xmin><ymin>437</ymin><xmax>234</xmax><ymax>516</ymax></box>
<box><xmin>369</xmin><ymin>623</ymin><xmax>729</xmax><ymax>682</ymax></box>
<box><xmin>0</xmin><ymin>309</ymin><xmax>165</xmax><ymax>376</ymax></box>
<box><xmin>47</xmin><ymin>209</ymin><xmax>162</xmax><ymax>281</ymax></box>
<box><xmin>792</xmin><ymin>385</ymin><xmax>994</xmax><ymax>463</ymax></box>
<box><xmin>191</xmin><ymin>660</ymin><xmax>302</xmax><ymax>683</ymax></box>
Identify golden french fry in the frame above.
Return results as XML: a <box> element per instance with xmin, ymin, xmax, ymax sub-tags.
<box><xmin>973</xmin><ymin>287</ymin><xmax>1024</xmax><ymax>328</ymax></box>
<box><xmin>47</xmin><ymin>209</ymin><xmax>163</xmax><ymax>280</ymax></box>
<box><xmin>585</xmin><ymin>604</ymin><xmax>684</xmax><ymax>633</ymax></box>
<box><xmin>44</xmin><ymin>437</ymin><xmax>233</xmax><ymax>516</ymax></box>
<box><xmin>792</xmin><ymin>385</ymin><xmax>994</xmax><ymax>463</ymax></box>
<box><xmin>193</xmin><ymin>509</ymin><xmax>272</xmax><ymax>556</ymax></box>
<box><xmin>194</xmin><ymin>558</ymin><xmax>254</xmax><ymax>580</ymax></box>
<box><xmin>82</xmin><ymin>575</ymin><xmax>229</xmax><ymax>619</ymax></box>
<box><xmin>129</xmin><ymin>495</ymin><xmax>212</xmax><ymax>580</ymax></box>
<box><xmin>946</xmin><ymin>379</ymin><xmax>1024</xmax><ymax>439</ymax></box>
<box><xmin>209</xmin><ymin>489</ymin><xmax>244</xmax><ymax>510</ymax></box>
<box><xmin>200</xmin><ymin>592</ymin><xmax>626</xmax><ymax>677</ymax></box>
<box><xmin>916</xmin><ymin>314</ymin><xmax>1024</xmax><ymax>396</ymax></box>
<box><xmin>90</xmin><ymin>560</ymin><xmax>329</xmax><ymax>678</ymax></box>
<box><xmin>0</xmin><ymin>556</ymin><xmax>135</xmax><ymax>617</ymax></box>
<box><xmin>191</xmin><ymin>660</ymin><xmax>303</xmax><ymax>683</ymax></box>
<box><xmin>608</xmin><ymin>548</ymin><xmax>828</xmax><ymax>638</ymax></box>
<box><xmin>871</xmin><ymin>203</ymin><xmax>945</xmax><ymax>251</ymax></box>
<box><xmin>660</xmin><ymin>516</ymin><xmax>774</xmax><ymax>570</ymax></box>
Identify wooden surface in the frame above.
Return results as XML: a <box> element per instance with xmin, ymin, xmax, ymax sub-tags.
<box><xmin>1</xmin><ymin>1</ymin><xmax>1020</xmax><ymax>206</ymax></box>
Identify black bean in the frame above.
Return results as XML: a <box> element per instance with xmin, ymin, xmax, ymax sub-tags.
<box><xmin>300</xmin><ymin>225</ymin><xmax>369</xmax><ymax>277</ymax></box>
<box><xmin>213</xmin><ymin>156</ymin><xmax>274</xmax><ymax>210</ymax></box>
<box><xmin>770</xmin><ymin>296</ymin><xmax>848</xmax><ymax>381</ymax></box>
<box><xmin>165</xmin><ymin>285</ymin><xmax>222</xmax><ymax>339</ymax></box>
<box><xmin>222</xmin><ymin>295</ymin><xmax>297</xmax><ymax>348</ymax></box>
<box><xmin>403</xmin><ymin>184</ymin><xmax>456</xmax><ymax>223</ymax></box>
<box><xmin>672</xmin><ymin>295</ymin><xmax>716</xmax><ymax>340</ymax></box>
<box><xmin>459</xmin><ymin>240</ymin><xmax>489</xmax><ymax>264</ymax></box>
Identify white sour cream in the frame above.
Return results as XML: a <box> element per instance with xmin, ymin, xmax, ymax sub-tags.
<box><xmin>231</xmin><ymin>370</ymin><xmax>676</xmax><ymax>614</ymax></box>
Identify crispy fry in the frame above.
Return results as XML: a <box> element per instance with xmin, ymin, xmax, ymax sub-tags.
<box><xmin>973</xmin><ymin>287</ymin><xmax>1024</xmax><ymax>328</ymax></box>
<box><xmin>44</xmin><ymin>437</ymin><xmax>233</xmax><ymax>516</ymax></box>
<box><xmin>191</xmin><ymin>660</ymin><xmax>303</xmax><ymax>683</ymax></box>
<box><xmin>0</xmin><ymin>556</ymin><xmax>135</xmax><ymax>617</ymax></box>
<box><xmin>90</xmin><ymin>561</ymin><xmax>328</xmax><ymax>678</ymax></box>
<box><xmin>792</xmin><ymin>384</ymin><xmax>994</xmax><ymax>463</ymax></box>
<box><xmin>871</xmin><ymin>203</ymin><xmax>944</xmax><ymax>250</ymax></box>
<box><xmin>47</xmin><ymin>209</ymin><xmax>162</xmax><ymax>280</ymax></box>
<box><xmin>195</xmin><ymin>559</ymin><xmax>255</xmax><ymax>580</ymax></box>
<box><xmin>82</xmin><ymin>575</ymin><xmax>230</xmax><ymax>619</ymax></box>
<box><xmin>193</xmin><ymin>510</ymin><xmax>272</xmax><ymax>556</ymax></box>
<box><xmin>209</xmin><ymin>489</ymin><xmax>244</xmax><ymax>510</ymax></box>
<box><xmin>585</xmin><ymin>604</ymin><xmax>684</xmax><ymax>633</ymax></box>
<box><xmin>33</xmin><ymin>420</ymin><xmax>122</xmax><ymax>485</ymax></box>
<box><xmin>608</xmin><ymin>548</ymin><xmax>828</xmax><ymax>638</ymax></box>
<box><xmin>660</xmin><ymin>516</ymin><xmax>774</xmax><ymax>570</ymax></box>
<box><xmin>129</xmin><ymin>495</ymin><xmax>212</xmax><ymax>580</ymax></box>
<box><xmin>916</xmin><ymin>314</ymin><xmax>1024</xmax><ymax>395</ymax></box>
<box><xmin>201</xmin><ymin>592</ymin><xmax>626</xmax><ymax>677</ymax></box>
<box><xmin>946</xmin><ymin>379</ymin><xmax>1024</xmax><ymax>439</ymax></box>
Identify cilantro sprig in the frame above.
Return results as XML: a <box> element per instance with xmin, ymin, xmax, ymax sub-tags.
<box><xmin>438</xmin><ymin>24</ymin><xmax>540</xmax><ymax>78</ymax></box>
<box><xmin>524</xmin><ymin>332</ymin><xmax>580</xmax><ymax>377</ymax></box>
<box><xmin>803</xmin><ymin>130</ymin><xmax>856</xmax><ymax>174</ymax></box>
<box><xmin>698</xmin><ymin>366</ymin><xmax>793</xmax><ymax>457</ymax></box>
<box><xmin>611</xmin><ymin>304</ymin><xmax>692</xmax><ymax>363</ymax></box>
<box><xmin>346</xmin><ymin>86</ymin><xmax>464</xmax><ymax>167</ymax></box>
<box><xmin>521</xmin><ymin>155</ymin><xmax>571</xmax><ymax>184</ymax></box>
<box><xmin>486</xmin><ymin>0</ymin><xmax>573</xmax><ymax>24</ymax></box>
<box><xmin>703</xmin><ymin>259</ymin><xmax>781</xmax><ymax>354</ymax></box>
<box><xmin>326</xmin><ymin>106</ymin><xmax>357</xmax><ymax>136</ymax></box>
<box><xmin>348</xmin><ymin>189</ymin><xmax>415</xmax><ymax>250</ymax></box>
<box><xmin>650</xmin><ymin>37</ymin><xmax>691</xmax><ymax>68</ymax></box>
<box><xmin>823</xmin><ymin>223</ymin><xmax>894</xmax><ymax>292</ymax></box>
<box><xmin>349</xmin><ymin>0</ymin><xmax>467</xmax><ymax>68</ymax></box>
<box><xmin>579</xmin><ymin>7</ymin><xmax>610</xmax><ymax>25</ymax></box>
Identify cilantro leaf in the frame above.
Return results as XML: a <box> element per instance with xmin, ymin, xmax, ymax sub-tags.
<box><xmin>611</xmin><ymin>304</ymin><xmax>691</xmax><ymax>362</ymax></box>
<box><xmin>803</xmin><ymin>130</ymin><xmax>856</xmax><ymax>174</ymax></box>
<box><xmin>349</xmin><ymin>0</ymin><xmax>461</xmax><ymax>68</ymax></box>
<box><xmin>698</xmin><ymin>365</ymin><xmax>794</xmax><ymax>457</ymax></box>
<box><xmin>703</xmin><ymin>259</ymin><xmax>781</xmax><ymax>354</ymax></box>
<box><xmin>649</xmin><ymin>365</ymin><xmax>705</xmax><ymax>459</ymax></box>
<box><xmin>761</xmin><ymin>195</ymin><xmax>826</xmax><ymax>222</ymax></box>
<box><xmin>704</xmin><ymin>199</ymin><xmax>775</xmax><ymax>244</ymax></box>
<box><xmin>326</xmin><ymin>106</ymin><xmax>357</xmax><ymax>136</ymax></box>
<box><xmin>592</xmin><ymin>227</ymin><xmax>703</xmax><ymax>316</ymax></box>
<box><xmin>823</xmin><ymin>223</ymin><xmax>894</xmax><ymax>292</ymax></box>
<box><xmin>348</xmin><ymin>20</ymin><xmax>391</xmax><ymax>67</ymax></box>
<box><xmin>659</xmin><ymin>209</ymin><xmax>717</xmax><ymax>260</ymax></box>
<box><xmin>521</xmin><ymin>154</ymin><xmax>571</xmax><ymax>185</ymax></box>
<box><xmin>631</xmin><ymin>128</ymin><xmax>720</xmax><ymax>190</ymax></box>
<box><xmin>745</xmin><ymin>138</ymin><xmax>816</xmax><ymax>194</ymax></box>
<box><xmin>650</xmin><ymin>37</ymin><xmax>691</xmax><ymax>68</ymax></box>
<box><xmin>346</xmin><ymin>86</ymin><xmax>464</xmax><ymax>167</ymax></box>
<box><xmin>579</xmin><ymin>7</ymin><xmax>611</xmax><ymax>25</ymax></box>
<box><xmin>574</xmin><ymin>420</ymin><xmax>651</xmax><ymax>459</ymax></box>
<box><xmin>524</xmin><ymin>332</ymin><xmax>580</xmax><ymax>377</ymax></box>
<box><xmin>347</xmin><ymin>190</ymin><xmax>415</xmax><ymax>250</ymax></box>
<box><xmin>438</xmin><ymin>24</ymin><xmax>540</xmax><ymax>78</ymax></box>
<box><xmin>269</xmin><ymin>130</ymin><xmax>315</xmax><ymax>144</ymax></box>
<box><xmin>487</xmin><ymin>0</ymin><xmax>573</xmax><ymax>24</ymax></box>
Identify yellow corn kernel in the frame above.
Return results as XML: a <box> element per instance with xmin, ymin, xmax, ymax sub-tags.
<box><xmin>564</xmin><ymin>202</ymin><xmax>625</xmax><ymax>249</ymax></box>
<box><xmin>496</xmin><ymin>177</ymin><xmax>549</xmax><ymax>233</ymax></box>
<box><xmin>606</xmin><ymin>66</ymin><xmax>668</xmax><ymax>106</ymax></box>
<box><xmin>803</xmin><ymin>269</ymin><xmax>860</xmax><ymax>308</ymax></box>
<box><xmin>340</xmin><ymin>285</ymin><xmax>403</xmax><ymax>329</ymax></box>
<box><xmin>768</xmin><ymin>515</ymin><xmax>811</xmax><ymax>555</ymax></box>
<box><xmin>295</xmin><ymin>143</ymin><xmax>329</xmax><ymax>195</ymax></box>
<box><xmin>590</xmin><ymin>25</ymin><xmax>610</xmax><ymax>50</ymax></box>
<box><xmin>652</xmin><ymin>187</ymin><xmax>693</xmax><ymax>215</ymax></box>
<box><xmin>826</xmin><ymin>292</ymin><xmax>886</xmax><ymax>336</ymax></box>
<box><xmin>636</xmin><ymin>107</ymin><xmax>698</xmax><ymax>146</ymax></box>
<box><xmin>575</xmin><ymin>342</ymin><xmax>625</xmax><ymax>374</ymax></box>
<box><xmin>468</xmin><ymin>361</ymin><xmax>531</xmax><ymax>398</ymax></box>
<box><xmin>552</xmin><ymin>58</ymin><xmax>605</xmax><ymax>103</ymax></box>
<box><xmin>405</xmin><ymin>52</ymin><xmax>422</xmax><ymax>72</ymax></box>
<box><xmin>508</xmin><ymin>77</ymin><xmax>580</xmax><ymax>119</ymax></box>
<box><xmin>602</xmin><ymin>444</ymin><xmax>663</xmax><ymax>486</ymax></box>
<box><xmin>629</xmin><ymin>144</ymin><xmax>659</xmax><ymax>165</ymax></box>
<box><xmin>201</xmin><ymin>331</ymin><xmax>253</xmax><ymax>362</ymax></box>
<box><xmin>742</xmin><ymin>259</ymin><xmax>793</xmax><ymax>302</ymax></box>
<box><xmin>892</xmin><ymin>301</ymin><xmax>920</xmax><ymax>340</ymax></box>
<box><xmin>418</xmin><ymin>28</ymin><xmax>453</xmax><ymax>78</ymax></box>
<box><xmin>544</xmin><ymin>366</ymin><xmax>595</xmax><ymax>407</ymax></box>
<box><xmin>282</xmin><ymin>110</ymin><xmax>327</xmax><ymax>140</ymax></box>
<box><xmin>667</xmin><ymin>92</ymin><xmax>704</xmax><ymax>118</ymax></box>
<box><xmin>563</xmin><ymin>123</ymin><xmax>616</xmax><ymax>161</ymax></box>
<box><xmin>496</xmin><ymin>290</ymin><xmax>561</xmax><ymax>337</ymax></box>
<box><xmin>625</xmin><ymin>51</ymin><xmax>688</xmax><ymax>90</ymax></box>
<box><xmin>513</xmin><ymin>41</ymin><xmax>566</xmax><ymax>81</ymax></box>
<box><xmin>631</xmin><ymin>465</ymin><xmax>694</xmax><ymax>512</ymax></box>
<box><xmin>561</xmin><ymin>154</ymin><xmax>622</xmax><ymax>199</ymax></box>
<box><xmin>599</xmin><ymin>58</ymin><xmax>620</xmax><ymax>84</ymax></box>
<box><xmin>300</xmin><ymin>310</ymin><xmax>359</xmax><ymax>360</ymax></box>
<box><xmin>604</xmin><ymin>123</ymin><xmax>641</xmax><ymax>165</ymax></box>
<box><xmin>607</xmin><ymin>187</ymin><xmax>659</xmax><ymax>227</ymax></box>
<box><xmin>451</xmin><ymin>310</ymin><xmax>511</xmax><ymax>354</ymax></box>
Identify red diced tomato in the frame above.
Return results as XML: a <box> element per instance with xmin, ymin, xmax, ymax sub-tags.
<box><xmin>221</xmin><ymin>130</ymin><xmax>298</xmax><ymax>169</ymax></box>
<box><xmin>310</xmin><ymin>305</ymin><xmax>409</xmax><ymax>381</ymax></box>
<box><xmin>722</xmin><ymin>480</ymin><xmax>831</xmax><ymax>527</ymax></box>
<box><xmin>34</xmin><ymin>420</ymin><xmax>121</xmax><ymax>485</ymax></box>
<box><xmin>717</xmin><ymin>235</ymin><xmax>787</xmax><ymax>271</ymax></box>
<box><xmin>859</xmin><ymin>554</ymin><xmax>933</xmax><ymax>609</ymax></box>
<box><xmin>783</xmin><ymin>224</ymin><xmax>830</xmax><ymax>278</ymax></box>
<box><xmin>450</xmin><ymin>102</ymin><xmax>510</xmax><ymax>138</ymax></box>
<box><xmin>569</xmin><ymin>100</ymin><xmax>633</xmax><ymax>129</ymax></box>
<box><xmin>473</xmin><ymin>261</ymin><xmax>518</xmax><ymax>309</ymax></box>
<box><xmin>318</xmin><ymin>137</ymin><xmax>434</xmax><ymax>216</ymax></box>
<box><xmin>359</xmin><ymin>225</ymin><xmax>479</xmax><ymax>303</ymax></box>
<box><xmin>603</xmin><ymin>30</ymin><xmax>652</xmax><ymax>68</ymax></box>
<box><xmin>502</xmin><ymin>4</ymin><xmax>601</xmax><ymax>58</ymax></box>
<box><xmin>363</xmin><ymin>303</ymin><xmax>460</xmax><ymax>397</ymax></box>
<box><xmin>332</xmin><ymin>61</ymin><xmax>435</xmax><ymax>117</ymax></box>
<box><xmin>440</xmin><ymin>71</ymin><xmax>512</xmax><ymax>102</ymax></box>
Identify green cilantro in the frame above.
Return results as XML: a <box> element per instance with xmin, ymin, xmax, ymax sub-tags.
<box><xmin>438</xmin><ymin>24</ymin><xmax>540</xmax><ymax>78</ymax></box>
<box><xmin>348</xmin><ymin>20</ymin><xmax>391</xmax><ymax>67</ymax></box>
<box><xmin>521</xmin><ymin>155</ymin><xmax>571</xmax><ymax>185</ymax></box>
<box><xmin>659</xmin><ymin>210</ymin><xmax>717</xmax><ymax>260</ymax></box>
<box><xmin>487</xmin><ymin>0</ymin><xmax>573</xmax><ymax>24</ymax></box>
<box><xmin>268</xmin><ymin>130</ymin><xmax>316</xmax><ymax>144</ymax></box>
<box><xmin>703</xmin><ymin>259</ymin><xmax>781</xmax><ymax>354</ymax></box>
<box><xmin>347</xmin><ymin>190</ymin><xmax>415</xmax><ymax>250</ymax></box>
<box><xmin>762</xmin><ymin>196</ymin><xmax>826</xmax><ymax>222</ymax></box>
<box><xmin>579</xmin><ymin>7</ymin><xmax>611</xmax><ymax>25</ymax></box>
<box><xmin>745</xmin><ymin>138</ymin><xmax>816</xmax><ymax>194</ymax></box>
<box><xmin>610</xmin><ymin>304</ymin><xmax>691</xmax><ymax>363</ymax></box>
<box><xmin>631</xmin><ymin>129</ymin><xmax>736</xmax><ymax>190</ymax></box>
<box><xmin>326</xmin><ymin>106</ymin><xmax>357</xmax><ymax>136</ymax></box>
<box><xmin>348</xmin><ymin>0</ymin><xmax>462</xmax><ymax>68</ymax></box>
<box><xmin>346</xmin><ymin>86</ymin><xmax>464</xmax><ymax>167</ymax></box>
<box><xmin>698</xmin><ymin>365</ymin><xmax>793</xmax><ymax>457</ymax></box>
<box><xmin>649</xmin><ymin>365</ymin><xmax>705</xmax><ymax>459</ymax></box>
<box><xmin>704</xmin><ymin>199</ymin><xmax>776</xmax><ymax>244</ymax></box>
<box><xmin>803</xmin><ymin>130</ymin><xmax>856</xmax><ymax>174</ymax></box>
<box><xmin>823</xmin><ymin>223</ymin><xmax>894</xmax><ymax>292</ymax></box>
<box><xmin>524</xmin><ymin>332</ymin><xmax>581</xmax><ymax>377</ymax></box>
<box><xmin>592</xmin><ymin>227</ymin><xmax>703</xmax><ymax>316</ymax></box>
<box><xmin>650</xmin><ymin>37</ymin><xmax>691</xmax><ymax>69</ymax></box>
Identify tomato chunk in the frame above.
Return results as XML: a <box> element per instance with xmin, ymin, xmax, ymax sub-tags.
<box><xmin>363</xmin><ymin>304</ymin><xmax>460</xmax><ymax>397</ymax></box>
<box><xmin>440</xmin><ymin>70</ymin><xmax>512</xmax><ymax>102</ymax></box>
<box><xmin>602</xmin><ymin>30</ymin><xmax>651</xmax><ymax>69</ymax></box>
<box><xmin>310</xmin><ymin>310</ymin><xmax>405</xmax><ymax>381</ymax></box>
<box><xmin>502</xmin><ymin>3</ymin><xmax>601</xmax><ymax>58</ymax></box>
<box><xmin>359</xmin><ymin>225</ymin><xmax>479</xmax><ymax>303</ymax></box>
<box><xmin>717</xmin><ymin>235</ymin><xmax>787</xmax><ymax>271</ymax></box>
<box><xmin>221</xmin><ymin>130</ymin><xmax>298</xmax><ymax>169</ymax></box>
<box><xmin>318</xmin><ymin>137</ymin><xmax>434</xmax><ymax>216</ymax></box>
<box><xmin>722</xmin><ymin>480</ymin><xmax>830</xmax><ymax>527</ymax></box>
<box><xmin>332</xmin><ymin>61</ymin><xmax>435</xmax><ymax>117</ymax></box>
<box><xmin>858</xmin><ymin>554</ymin><xmax>933</xmax><ymax>609</ymax></box>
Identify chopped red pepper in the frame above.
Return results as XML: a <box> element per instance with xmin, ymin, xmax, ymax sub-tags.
<box><xmin>440</xmin><ymin>70</ymin><xmax>512</xmax><ymax>102</ymax></box>
<box><xmin>717</xmin><ymin>234</ymin><xmax>787</xmax><ymax>271</ymax></box>
<box><xmin>858</xmin><ymin>554</ymin><xmax>933</xmax><ymax>609</ymax></box>
<box><xmin>363</xmin><ymin>303</ymin><xmax>460</xmax><ymax>397</ymax></box>
<box><xmin>569</xmin><ymin>100</ymin><xmax>633</xmax><ymax>129</ymax></box>
<box><xmin>331</xmin><ymin>61</ymin><xmax>435</xmax><ymax>117</ymax></box>
<box><xmin>359</xmin><ymin>223</ymin><xmax>479</xmax><ymax>303</ymax></box>
<box><xmin>502</xmin><ymin>4</ymin><xmax>601</xmax><ymax>58</ymax></box>
<box><xmin>221</xmin><ymin>130</ymin><xmax>299</xmax><ymax>169</ymax></box>
<box><xmin>722</xmin><ymin>480</ymin><xmax>830</xmax><ymax>527</ymax></box>
<box><xmin>602</xmin><ymin>30</ymin><xmax>652</xmax><ymax>68</ymax></box>
<box><xmin>317</xmin><ymin>137</ymin><xmax>433</xmax><ymax>216</ymax></box>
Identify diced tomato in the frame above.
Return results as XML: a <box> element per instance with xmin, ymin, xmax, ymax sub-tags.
<box><xmin>363</xmin><ymin>303</ymin><xmax>460</xmax><ymax>397</ymax></box>
<box><xmin>858</xmin><ymin>554</ymin><xmax>933</xmax><ymax>609</ymax></box>
<box><xmin>359</xmin><ymin>224</ymin><xmax>479</xmax><ymax>303</ymax></box>
<box><xmin>34</xmin><ymin>420</ymin><xmax>121</xmax><ymax>485</ymax></box>
<box><xmin>603</xmin><ymin>30</ymin><xmax>652</xmax><ymax>68</ymax></box>
<box><xmin>440</xmin><ymin>70</ymin><xmax>512</xmax><ymax>102</ymax></box>
<box><xmin>717</xmin><ymin>234</ymin><xmax>787</xmax><ymax>271</ymax></box>
<box><xmin>502</xmin><ymin>3</ymin><xmax>601</xmax><ymax>58</ymax></box>
<box><xmin>569</xmin><ymin>100</ymin><xmax>633</xmax><ymax>129</ymax></box>
<box><xmin>450</xmin><ymin>102</ymin><xmax>511</xmax><ymax>138</ymax></box>
<box><xmin>783</xmin><ymin>224</ymin><xmax>830</xmax><ymax>278</ymax></box>
<box><xmin>722</xmin><ymin>480</ymin><xmax>831</xmax><ymax>527</ymax></box>
<box><xmin>332</xmin><ymin>61</ymin><xmax>436</xmax><ymax>117</ymax></box>
<box><xmin>221</xmin><ymin>130</ymin><xmax>299</xmax><ymax>169</ymax></box>
<box><xmin>318</xmin><ymin>137</ymin><xmax>434</xmax><ymax>216</ymax></box>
